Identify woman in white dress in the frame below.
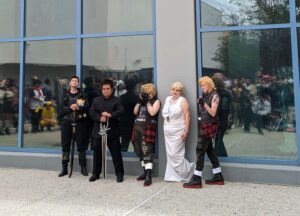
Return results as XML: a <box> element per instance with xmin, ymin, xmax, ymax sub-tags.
<box><xmin>162</xmin><ymin>82</ymin><xmax>194</xmax><ymax>182</ymax></box>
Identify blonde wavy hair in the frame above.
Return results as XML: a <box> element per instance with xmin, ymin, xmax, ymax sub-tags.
<box><xmin>141</xmin><ymin>83</ymin><xmax>156</xmax><ymax>96</ymax></box>
<box><xmin>198</xmin><ymin>76</ymin><xmax>216</xmax><ymax>92</ymax></box>
<box><xmin>171</xmin><ymin>81</ymin><xmax>184</xmax><ymax>95</ymax></box>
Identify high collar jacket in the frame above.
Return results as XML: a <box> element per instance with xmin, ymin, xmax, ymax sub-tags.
<box><xmin>89</xmin><ymin>95</ymin><xmax>124</xmax><ymax>139</ymax></box>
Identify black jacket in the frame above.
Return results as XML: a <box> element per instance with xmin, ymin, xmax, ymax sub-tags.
<box><xmin>89</xmin><ymin>95</ymin><xmax>124</xmax><ymax>139</ymax></box>
<box><xmin>60</xmin><ymin>89</ymin><xmax>89</xmax><ymax>122</ymax></box>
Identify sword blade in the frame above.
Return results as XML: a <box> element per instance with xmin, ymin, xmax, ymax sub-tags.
<box><xmin>68</xmin><ymin>130</ymin><xmax>76</xmax><ymax>178</ymax></box>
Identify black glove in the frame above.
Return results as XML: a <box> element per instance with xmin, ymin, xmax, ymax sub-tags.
<box><xmin>137</xmin><ymin>97</ymin><xmax>143</xmax><ymax>105</ymax></box>
<box><xmin>141</xmin><ymin>92</ymin><xmax>149</xmax><ymax>103</ymax></box>
<box><xmin>198</xmin><ymin>97</ymin><xmax>204</xmax><ymax>106</ymax></box>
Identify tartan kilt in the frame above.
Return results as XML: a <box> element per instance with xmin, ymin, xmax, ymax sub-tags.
<box><xmin>144</xmin><ymin>123</ymin><xmax>156</xmax><ymax>144</ymax></box>
<box><xmin>200</xmin><ymin>122</ymin><xmax>219</xmax><ymax>138</ymax></box>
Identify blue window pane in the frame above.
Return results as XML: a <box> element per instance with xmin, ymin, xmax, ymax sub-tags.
<box><xmin>201</xmin><ymin>0</ymin><xmax>290</xmax><ymax>27</ymax></box>
<box><xmin>0</xmin><ymin>42</ymin><xmax>20</xmax><ymax>147</ymax></box>
<box><xmin>83</xmin><ymin>0</ymin><xmax>153</xmax><ymax>34</ymax></box>
<box><xmin>0</xmin><ymin>0</ymin><xmax>20</xmax><ymax>38</ymax></box>
<box><xmin>82</xmin><ymin>35</ymin><xmax>154</xmax><ymax>152</ymax></box>
<box><xmin>201</xmin><ymin>29</ymin><xmax>296</xmax><ymax>160</ymax></box>
<box><xmin>24</xmin><ymin>40</ymin><xmax>76</xmax><ymax>149</ymax></box>
<box><xmin>26</xmin><ymin>0</ymin><xmax>76</xmax><ymax>37</ymax></box>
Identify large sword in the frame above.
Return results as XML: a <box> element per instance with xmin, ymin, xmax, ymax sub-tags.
<box><xmin>69</xmin><ymin>111</ymin><xmax>77</xmax><ymax>178</ymax></box>
<box><xmin>98</xmin><ymin>118</ymin><xmax>110</xmax><ymax>180</ymax></box>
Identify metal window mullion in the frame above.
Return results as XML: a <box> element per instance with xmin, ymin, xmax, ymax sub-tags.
<box><xmin>196</xmin><ymin>0</ymin><xmax>202</xmax><ymax>96</ymax></box>
<box><xmin>80</xmin><ymin>31</ymin><xmax>153</xmax><ymax>39</ymax></box>
<box><xmin>152</xmin><ymin>0</ymin><xmax>157</xmax><ymax>85</ymax></box>
<box><xmin>76</xmin><ymin>0</ymin><xmax>82</xmax><ymax>78</ymax></box>
<box><xmin>200</xmin><ymin>23</ymin><xmax>291</xmax><ymax>33</ymax></box>
<box><xmin>289</xmin><ymin>0</ymin><xmax>300</xmax><ymax>165</ymax></box>
<box><xmin>17</xmin><ymin>0</ymin><xmax>26</xmax><ymax>148</ymax></box>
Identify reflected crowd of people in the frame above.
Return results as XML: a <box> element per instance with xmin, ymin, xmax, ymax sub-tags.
<box><xmin>220</xmin><ymin>72</ymin><xmax>295</xmax><ymax>135</ymax></box>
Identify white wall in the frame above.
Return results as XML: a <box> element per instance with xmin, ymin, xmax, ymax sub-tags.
<box><xmin>156</xmin><ymin>0</ymin><xmax>198</xmax><ymax>175</ymax></box>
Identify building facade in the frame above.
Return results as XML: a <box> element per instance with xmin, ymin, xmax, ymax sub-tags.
<box><xmin>0</xmin><ymin>0</ymin><xmax>300</xmax><ymax>185</ymax></box>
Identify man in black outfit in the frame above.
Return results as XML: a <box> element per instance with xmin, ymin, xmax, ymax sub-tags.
<box><xmin>89</xmin><ymin>79</ymin><xmax>125</xmax><ymax>183</ymax></box>
<box><xmin>58</xmin><ymin>75</ymin><xmax>89</xmax><ymax>177</ymax></box>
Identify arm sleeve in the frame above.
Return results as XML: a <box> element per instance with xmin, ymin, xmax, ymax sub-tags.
<box><xmin>111</xmin><ymin>98</ymin><xmax>125</xmax><ymax>119</ymax></box>
<box><xmin>89</xmin><ymin>99</ymin><xmax>100</xmax><ymax>123</ymax></box>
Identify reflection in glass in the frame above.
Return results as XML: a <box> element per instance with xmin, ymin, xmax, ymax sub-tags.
<box><xmin>26</xmin><ymin>0</ymin><xmax>76</xmax><ymax>37</ymax></box>
<box><xmin>0</xmin><ymin>0</ymin><xmax>20</xmax><ymax>38</ymax></box>
<box><xmin>24</xmin><ymin>40</ymin><xmax>76</xmax><ymax>148</ymax></box>
<box><xmin>201</xmin><ymin>0</ymin><xmax>290</xmax><ymax>27</ymax></box>
<box><xmin>83</xmin><ymin>0</ymin><xmax>152</xmax><ymax>34</ymax></box>
<box><xmin>201</xmin><ymin>29</ymin><xmax>296</xmax><ymax>160</ymax></box>
<box><xmin>0</xmin><ymin>43</ymin><xmax>20</xmax><ymax>147</ymax></box>
<box><xmin>82</xmin><ymin>36</ymin><xmax>154</xmax><ymax>152</ymax></box>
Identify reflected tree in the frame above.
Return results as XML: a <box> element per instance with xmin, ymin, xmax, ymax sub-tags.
<box><xmin>212</xmin><ymin>0</ymin><xmax>292</xmax><ymax>78</ymax></box>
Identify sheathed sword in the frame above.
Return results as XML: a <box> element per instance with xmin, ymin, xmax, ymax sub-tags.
<box><xmin>69</xmin><ymin>111</ymin><xmax>77</xmax><ymax>178</ymax></box>
<box><xmin>98</xmin><ymin>118</ymin><xmax>110</xmax><ymax>180</ymax></box>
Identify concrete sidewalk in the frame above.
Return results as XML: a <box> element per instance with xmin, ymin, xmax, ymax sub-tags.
<box><xmin>0</xmin><ymin>168</ymin><xmax>299</xmax><ymax>216</ymax></box>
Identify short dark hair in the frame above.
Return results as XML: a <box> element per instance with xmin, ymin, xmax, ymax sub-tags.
<box><xmin>70</xmin><ymin>75</ymin><xmax>79</xmax><ymax>82</ymax></box>
<box><xmin>101</xmin><ymin>79</ymin><xmax>114</xmax><ymax>89</ymax></box>
<box><xmin>44</xmin><ymin>78</ymin><xmax>50</xmax><ymax>85</ymax></box>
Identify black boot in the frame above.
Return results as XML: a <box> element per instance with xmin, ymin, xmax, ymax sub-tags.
<box><xmin>58</xmin><ymin>160</ymin><xmax>68</xmax><ymax>177</ymax></box>
<box><xmin>89</xmin><ymin>174</ymin><xmax>100</xmax><ymax>182</ymax></box>
<box><xmin>79</xmin><ymin>151</ymin><xmax>88</xmax><ymax>176</ymax></box>
<box><xmin>81</xmin><ymin>166</ymin><xmax>88</xmax><ymax>176</ymax></box>
<box><xmin>144</xmin><ymin>169</ymin><xmax>152</xmax><ymax>187</ymax></box>
<box><xmin>205</xmin><ymin>173</ymin><xmax>224</xmax><ymax>185</ymax></box>
<box><xmin>136</xmin><ymin>168</ymin><xmax>146</xmax><ymax>181</ymax></box>
<box><xmin>183</xmin><ymin>175</ymin><xmax>202</xmax><ymax>188</ymax></box>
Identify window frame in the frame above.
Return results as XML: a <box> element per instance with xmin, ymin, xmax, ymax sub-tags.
<box><xmin>196</xmin><ymin>0</ymin><xmax>300</xmax><ymax>166</ymax></box>
<box><xmin>0</xmin><ymin>0</ymin><xmax>157</xmax><ymax>158</ymax></box>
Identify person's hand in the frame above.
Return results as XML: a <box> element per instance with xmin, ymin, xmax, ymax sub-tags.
<box><xmin>181</xmin><ymin>131</ymin><xmax>188</xmax><ymax>141</ymax></box>
<box><xmin>198</xmin><ymin>97</ymin><xmax>204</xmax><ymax>106</ymax></box>
<box><xmin>100</xmin><ymin>116</ymin><xmax>107</xmax><ymax>122</ymax></box>
<box><xmin>137</xmin><ymin>96</ymin><xmax>143</xmax><ymax>105</ymax></box>
<box><xmin>141</xmin><ymin>92</ymin><xmax>149</xmax><ymax>103</ymax></box>
<box><xmin>101</xmin><ymin>112</ymin><xmax>111</xmax><ymax>118</ymax></box>
<box><xmin>70</xmin><ymin>104</ymin><xmax>79</xmax><ymax>111</ymax></box>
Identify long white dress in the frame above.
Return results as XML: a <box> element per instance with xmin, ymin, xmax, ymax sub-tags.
<box><xmin>162</xmin><ymin>96</ymin><xmax>195</xmax><ymax>182</ymax></box>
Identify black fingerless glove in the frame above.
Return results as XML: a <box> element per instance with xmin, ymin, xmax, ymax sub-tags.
<box><xmin>198</xmin><ymin>97</ymin><xmax>204</xmax><ymax>106</ymax></box>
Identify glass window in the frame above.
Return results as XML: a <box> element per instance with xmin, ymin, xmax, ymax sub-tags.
<box><xmin>83</xmin><ymin>0</ymin><xmax>152</xmax><ymax>34</ymax></box>
<box><xmin>201</xmin><ymin>29</ymin><xmax>297</xmax><ymax>160</ymax></box>
<box><xmin>0</xmin><ymin>43</ymin><xmax>20</xmax><ymax>147</ymax></box>
<box><xmin>0</xmin><ymin>0</ymin><xmax>20</xmax><ymax>38</ymax></box>
<box><xmin>297</xmin><ymin>0</ymin><xmax>300</xmax><ymax>22</ymax></box>
<box><xmin>24</xmin><ymin>40</ymin><xmax>76</xmax><ymax>148</ymax></box>
<box><xmin>82</xmin><ymin>35</ymin><xmax>154</xmax><ymax>152</ymax></box>
<box><xmin>201</xmin><ymin>0</ymin><xmax>290</xmax><ymax>27</ymax></box>
<box><xmin>26</xmin><ymin>0</ymin><xmax>76</xmax><ymax>37</ymax></box>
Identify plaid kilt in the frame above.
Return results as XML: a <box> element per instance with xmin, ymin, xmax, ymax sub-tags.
<box><xmin>200</xmin><ymin>122</ymin><xmax>219</xmax><ymax>138</ymax></box>
<box><xmin>144</xmin><ymin>123</ymin><xmax>156</xmax><ymax>144</ymax></box>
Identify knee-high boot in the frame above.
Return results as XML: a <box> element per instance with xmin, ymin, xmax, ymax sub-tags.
<box><xmin>79</xmin><ymin>151</ymin><xmax>88</xmax><ymax>176</ymax></box>
<box><xmin>58</xmin><ymin>152</ymin><xmax>69</xmax><ymax>177</ymax></box>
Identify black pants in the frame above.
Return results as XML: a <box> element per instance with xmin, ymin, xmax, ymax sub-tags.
<box><xmin>61</xmin><ymin>119</ymin><xmax>88</xmax><ymax>153</ymax></box>
<box><xmin>92</xmin><ymin>137</ymin><xmax>124</xmax><ymax>177</ymax></box>
<box><xmin>255</xmin><ymin>114</ymin><xmax>264</xmax><ymax>131</ymax></box>
<box><xmin>214</xmin><ymin>126</ymin><xmax>228</xmax><ymax>157</ymax></box>
<box><xmin>196</xmin><ymin>135</ymin><xmax>220</xmax><ymax>171</ymax></box>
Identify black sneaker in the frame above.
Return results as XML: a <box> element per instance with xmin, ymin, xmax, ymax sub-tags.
<box><xmin>89</xmin><ymin>175</ymin><xmax>100</xmax><ymax>182</ymax></box>
<box><xmin>183</xmin><ymin>175</ymin><xmax>202</xmax><ymax>188</ymax></box>
<box><xmin>205</xmin><ymin>173</ymin><xmax>224</xmax><ymax>185</ymax></box>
